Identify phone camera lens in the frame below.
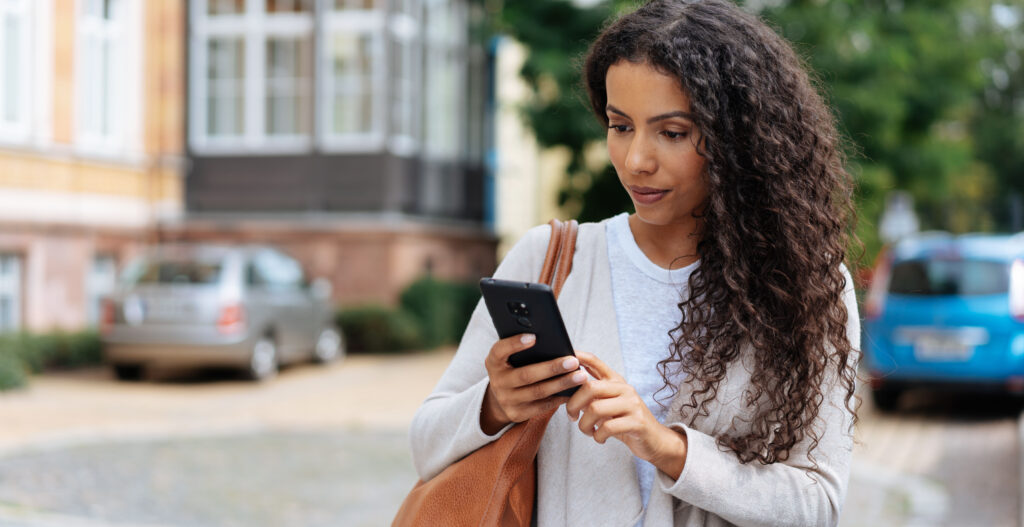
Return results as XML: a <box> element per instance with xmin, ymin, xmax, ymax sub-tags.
<box><xmin>507</xmin><ymin>301</ymin><xmax>530</xmax><ymax>316</ymax></box>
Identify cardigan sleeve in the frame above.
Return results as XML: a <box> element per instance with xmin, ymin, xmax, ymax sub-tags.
<box><xmin>408</xmin><ymin>224</ymin><xmax>552</xmax><ymax>482</ymax></box>
<box><xmin>655</xmin><ymin>266</ymin><xmax>861</xmax><ymax>527</ymax></box>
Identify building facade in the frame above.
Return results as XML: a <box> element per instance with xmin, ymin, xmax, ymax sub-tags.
<box><xmin>0</xmin><ymin>0</ymin><xmax>186</xmax><ymax>331</ymax></box>
<box><xmin>175</xmin><ymin>0</ymin><xmax>497</xmax><ymax>306</ymax></box>
<box><xmin>0</xmin><ymin>0</ymin><xmax>497</xmax><ymax>334</ymax></box>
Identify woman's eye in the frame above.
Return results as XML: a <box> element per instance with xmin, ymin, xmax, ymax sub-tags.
<box><xmin>608</xmin><ymin>124</ymin><xmax>630</xmax><ymax>133</ymax></box>
<box><xmin>663</xmin><ymin>130</ymin><xmax>689</xmax><ymax>140</ymax></box>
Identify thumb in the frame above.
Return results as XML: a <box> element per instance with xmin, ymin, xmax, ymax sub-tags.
<box><xmin>575</xmin><ymin>351</ymin><xmax>620</xmax><ymax>381</ymax></box>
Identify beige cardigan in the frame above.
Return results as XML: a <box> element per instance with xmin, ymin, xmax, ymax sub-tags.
<box><xmin>409</xmin><ymin>218</ymin><xmax>860</xmax><ymax>527</ymax></box>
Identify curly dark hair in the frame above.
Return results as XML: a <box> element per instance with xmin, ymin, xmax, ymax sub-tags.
<box><xmin>583</xmin><ymin>0</ymin><xmax>859</xmax><ymax>465</ymax></box>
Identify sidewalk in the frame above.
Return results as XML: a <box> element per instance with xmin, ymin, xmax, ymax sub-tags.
<box><xmin>0</xmin><ymin>349</ymin><xmax>455</xmax><ymax>457</ymax></box>
<box><xmin>0</xmin><ymin>349</ymin><xmax>984</xmax><ymax>527</ymax></box>
<box><xmin>0</xmin><ymin>350</ymin><xmax>457</xmax><ymax>527</ymax></box>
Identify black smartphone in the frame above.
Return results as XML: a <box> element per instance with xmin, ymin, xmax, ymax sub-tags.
<box><xmin>479</xmin><ymin>277</ymin><xmax>579</xmax><ymax>397</ymax></box>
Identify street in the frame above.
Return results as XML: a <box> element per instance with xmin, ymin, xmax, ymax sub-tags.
<box><xmin>844</xmin><ymin>388</ymin><xmax>1021</xmax><ymax>527</ymax></box>
<box><xmin>0</xmin><ymin>351</ymin><xmax>1018</xmax><ymax>526</ymax></box>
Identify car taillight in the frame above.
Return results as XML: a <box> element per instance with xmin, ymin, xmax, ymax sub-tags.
<box><xmin>217</xmin><ymin>303</ymin><xmax>247</xmax><ymax>334</ymax></box>
<box><xmin>100</xmin><ymin>299</ymin><xmax>116</xmax><ymax>335</ymax></box>
<box><xmin>864</xmin><ymin>250</ymin><xmax>891</xmax><ymax>321</ymax></box>
<box><xmin>1011</xmin><ymin>259</ymin><xmax>1024</xmax><ymax>323</ymax></box>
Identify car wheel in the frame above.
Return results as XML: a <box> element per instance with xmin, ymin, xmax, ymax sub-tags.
<box><xmin>247</xmin><ymin>336</ymin><xmax>279</xmax><ymax>381</ymax></box>
<box><xmin>313</xmin><ymin>326</ymin><xmax>345</xmax><ymax>364</ymax></box>
<box><xmin>871</xmin><ymin>387</ymin><xmax>902</xmax><ymax>412</ymax></box>
<box><xmin>113</xmin><ymin>364</ymin><xmax>145</xmax><ymax>382</ymax></box>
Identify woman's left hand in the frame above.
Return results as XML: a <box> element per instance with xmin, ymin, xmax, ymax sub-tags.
<box><xmin>566</xmin><ymin>351</ymin><xmax>688</xmax><ymax>480</ymax></box>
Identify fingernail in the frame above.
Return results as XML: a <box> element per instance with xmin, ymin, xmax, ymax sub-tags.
<box><xmin>561</xmin><ymin>357</ymin><xmax>578</xmax><ymax>370</ymax></box>
<box><xmin>572</xmin><ymin>371</ymin><xmax>586</xmax><ymax>383</ymax></box>
<box><xmin>521</xmin><ymin>334</ymin><xmax>535</xmax><ymax>345</ymax></box>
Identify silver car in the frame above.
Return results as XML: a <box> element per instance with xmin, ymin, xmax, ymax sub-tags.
<box><xmin>101</xmin><ymin>244</ymin><xmax>345</xmax><ymax>381</ymax></box>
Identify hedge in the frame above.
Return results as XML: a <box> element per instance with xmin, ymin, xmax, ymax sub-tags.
<box><xmin>336</xmin><ymin>276</ymin><xmax>482</xmax><ymax>353</ymax></box>
<box><xmin>399</xmin><ymin>277</ymin><xmax>480</xmax><ymax>348</ymax></box>
<box><xmin>0</xmin><ymin>331</ymin><xmax>104</xmax><ymax>391</ymax></box>
<box><xmin>336</xmin><ymin>305</ymin><xmax>424</xmax><ymax>352</ymax></box>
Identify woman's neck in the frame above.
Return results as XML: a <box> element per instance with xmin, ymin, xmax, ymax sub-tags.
<box><xmin>627</xmin><ymin>213</ymin><xmax>702</xmax><ymax>270</ymax></box>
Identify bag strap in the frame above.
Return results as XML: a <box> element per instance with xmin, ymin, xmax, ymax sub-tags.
<box><xmin>479</xmin><ymin>218</ymin><xmax>579</xmax><ymax>526</ymax></box>
<box><xmin>539</xmin><ymin>219</ymin><xmax>578</xmax><ymax>298</ymax></box>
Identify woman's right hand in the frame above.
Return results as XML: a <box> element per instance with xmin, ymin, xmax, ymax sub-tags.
<box><xmin>480</xmin><ymin>333</ymin><xmax>588</xmax><ymax>435</ymax></box>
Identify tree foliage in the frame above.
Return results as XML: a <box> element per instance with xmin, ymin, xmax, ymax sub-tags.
<box><xmin>496</xmin><ymin>0</ymin><xmax>1023</xmax><ymax>263</ymax></box>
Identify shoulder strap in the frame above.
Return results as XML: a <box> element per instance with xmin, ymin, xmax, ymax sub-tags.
<box><xmin>538</xmin><ymin>219</ymin><xmax>579</xmax><ymax>299</ymax></box>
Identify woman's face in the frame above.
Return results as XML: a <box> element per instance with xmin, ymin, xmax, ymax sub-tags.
<box><xmin>605</xmin><ymin>61</ymin><xmax>708</xmax><ymax>228</ymax></box>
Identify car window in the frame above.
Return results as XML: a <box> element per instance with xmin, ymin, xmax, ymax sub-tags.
<box><xmin>889</xmin><ymin>259</ymin><xmax>1009</xmax><ymax>296</ymax></box>
<box><xmin>248</xmin><ymin>251</ymin><xmax>303</xmax><ymax>289</ymax></box>
<box><xmin>123</xmin><ymin>260</ymin><xmax>224</xmax><ymax>285</ymax></box>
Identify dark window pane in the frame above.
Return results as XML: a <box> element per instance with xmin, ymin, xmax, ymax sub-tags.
<box><xmin>267</xmin><ymin>0</ymin><xmax>313</xmax><ymax>13</ymax></box>
<box><xmin>889</xmin><ymin>259</ymin><xmax>1009</xmax><ymax>296</ymax></box>
<box><xmin>208</xmin><ymin>0</ymin><xmax>245</xmax><ymax>15</ymax></box>
<box><xmin>131</xmin><ymin>262</ymin><xmax>224</xmax><ymax>285</ymax></box>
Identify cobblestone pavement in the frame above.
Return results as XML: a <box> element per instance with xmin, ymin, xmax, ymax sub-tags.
<box><xmin>0</xmin><ymin>429</ymin><xmax>415</xmax><ymax>527</ymax></box>
<box><xmin>843</xmin><ymin>388</ymin><xmax>1021</xmax><ymax>527</ymax></box>
<box><xmin>0</xmin><ymin>352</ymin><xmax>1020</xmax><ymax>526</ymax></box>
<box><xmin>0</xmin><ymin>350</ymin><xmax>453</xmax><ymax>527</ymax></box>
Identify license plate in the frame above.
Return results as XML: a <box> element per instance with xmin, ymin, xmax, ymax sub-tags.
<box><xmin>913</xmin><ymin>335</ymin><xmax>974</xmax><ymax>361</ymax></box>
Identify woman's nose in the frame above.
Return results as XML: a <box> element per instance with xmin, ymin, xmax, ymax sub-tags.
<box><xmin>624</xmin><ymin>134</ymin><xmax>657</xmax><ymax>175</ymax></box>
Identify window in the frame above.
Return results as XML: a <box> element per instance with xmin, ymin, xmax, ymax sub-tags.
<box><xmin>422</xmin><ymin>0</ymin><xmax>464</xmax><ymax>159</ymax></box>
<box><xmin>76</xmin><ymin>0</ymin><xmax>142</xmax><ymax>154</ymax></box>
<box><xmin>318</xmin><ymin>1</ymin><xmax>385</xmax><ymax>151</ymax></box>
<box><xmin>249</xmin><ymin>250</ymin><xmax>303</xmax><ymax>289</ymax></box>
<box><xmin>889</xmin><ymin>259</ymin><xmax>1010</xmax><ymax>296</ymax></box>
<box><xmin>206</xmin><ymin>37</ymin><xmax>246</xmax><ymax>136</ymax></box>
<box><xmin>388</xmin><ymin>0</ymin><xmax>420</xmax><ymax>155</ymax></box>
<box><xmin>0</xmin><ymin>254</ymin><xmax>21</xmax><ymax>333</ymax></box>
<box><xmin>0</xmin><ymin>0</ymin><xmax>30</xmax><ymax>142</ymax></box>
<box><xmin>266</xmin><ymin>36</ymin><xmax>312</xmax><ymax>136</ymax></box>
<box><xmin>86</xmin><ymin>255</ymin><xmax>117</xmax><ymax>326</ymax></box>
<box><xmin>190</xmin><ymin>0</ymin><xmax>314</xmax><ymax>153</ymax></box>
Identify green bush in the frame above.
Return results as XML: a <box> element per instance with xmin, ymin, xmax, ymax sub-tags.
<box><xmin>336</xmin><ymin>305</ymin><xmax>424</xmax><ymax>352</ymax></box>
<box><xmin>0</xmin><ymin>346</ymin><xmax>27</xmax><ymax>391</ymax></box>
<box><xmin>49</xmin><ymin>331</ymin><xmax>103</xmax><ymax>369</ymax></box>
<box><xmin>0</xmin><ymin>330</ymin><xmax>104</xmax><ymax>391</ymax></box>
<box><xmin>400</xmin><ymin>277</ymin><xmax>480</xmax><ymax>348</ymax></box>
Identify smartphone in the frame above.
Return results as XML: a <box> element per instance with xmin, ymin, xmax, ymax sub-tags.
<box><xmin>479</xmin><ymin>277</ymin><xmax>579</xmax><ymax>397</ymax></box>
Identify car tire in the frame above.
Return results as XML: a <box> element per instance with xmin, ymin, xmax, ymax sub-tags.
<box><xmin>313</xmin><ymin>326</ymin><xmax>345</xmax><ymax>364</ymax></box>
<box><xmin>871</xmin><ymin>387</ymin><xmax>902</xmax><ymax>412</ymax></box>
<box><xmin>247</xmin><ymin>336</ymin><xmax>279</xmax><ymax>381</ymax></box>
<box><xmin>113</xmin><ymin>364</ymin><xmax>145</xmax><ymax>382</ymax></box>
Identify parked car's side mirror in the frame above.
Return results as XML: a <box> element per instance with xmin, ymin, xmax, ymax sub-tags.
<box><xmin>310</xmin><ymin>277</ymin><xmax>333</xmax><ymax>300</ymax></box>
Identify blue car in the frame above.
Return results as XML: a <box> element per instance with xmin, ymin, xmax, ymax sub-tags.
<box><xmin>862</xmin><ymin>232</ymin><xmax>1024</xmax><ymax>411</ymax></box>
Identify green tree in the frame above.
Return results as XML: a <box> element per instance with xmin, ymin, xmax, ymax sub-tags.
<box><xmin>495</xmin><ymin>0</ymin><xmax>1020</xmax><ymax>264</ymax></box>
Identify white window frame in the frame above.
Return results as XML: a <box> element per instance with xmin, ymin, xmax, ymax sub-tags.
<box><xmin>85</xmin><ymin>254</ymin><xmax>117</xmax><ymax>326</ymax></box>
<box><xmin>387</xmin><ymin>1</ymin><xmax>420</xmax><ymax>157</ymax></box>
<box><xmin>422</xmin><ymin>0</ymin><xmax>466</xmax><ymax>161</ymax></box>
<box><xmin>74</xmin><ymin>0</ymin><xmax>144</xmax><ymax>159</ymax></box>
<box><xmin>190</xmin><ymin>0</ymin><xmax>315</xmax><ymax>155</ymax></box>
<box><xmin>317</xmin><ymin>5</ymin><xmax>387</xmax><ymax>153</ymax></box>
<box><xmin>0</xmin><ymin>254</ymin><xmax>22</xmax><ymax>333</ymax></box>
<box><xmin>0</xmin><ymin>0</ymin><xmax>32</xmax><ymax>144</ymax></box>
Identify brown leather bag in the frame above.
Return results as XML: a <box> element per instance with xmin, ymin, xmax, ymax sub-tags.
<box><xmin>392</xmin><ymin>218</ymin><xmax>579</xmax><ymax>527</ymax></box>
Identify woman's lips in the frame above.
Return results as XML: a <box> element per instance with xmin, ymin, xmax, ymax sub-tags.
<box><xmin>629</xmin><ymin>186</ymin><xmax>670</xmax><ymax>205</ymax></box>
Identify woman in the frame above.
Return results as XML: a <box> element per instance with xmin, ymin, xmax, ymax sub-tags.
<box><xmin>410</xmin><ymin>0</ymin><xmax>860</xmax><ymax>525</ymax></box>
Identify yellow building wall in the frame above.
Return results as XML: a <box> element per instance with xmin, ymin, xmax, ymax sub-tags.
<box><xmin>0</xmin><ymin>0</ymin><xmax>186</xmax><ymax>331</ymax></box>
<box><xmin>52</xmin><ymin>0</ymin><xmax>74</xmax><ymax>146</ymax></box>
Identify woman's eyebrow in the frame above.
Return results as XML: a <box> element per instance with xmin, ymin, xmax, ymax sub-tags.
<box><xmin>606</xmin><ymin>105</ymin><xmax>695</xmax><ymax>124</ymax></box>
<box><xmin>647</xmin><ymin>111</ymin><xmax>695</xmax><ymax>124</ymax></box>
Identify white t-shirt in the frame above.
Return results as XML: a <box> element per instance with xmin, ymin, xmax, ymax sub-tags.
<box><xmin>605</xmin><ymin>212</ymin><xmax>695</xmax><ymax>513</ymax></box>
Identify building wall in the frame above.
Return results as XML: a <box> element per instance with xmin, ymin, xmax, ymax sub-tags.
<box><xmin>157</xmin><ymin>217</ymin><xmax>497</xmax><ymax>306</ymax></box>
<box><xmin>493</xmin><ymin>38</ymin><xmax>572</xmax><ymax>259</ymax></box>
<box><xmin>0</xmin><ymin>0</ymin><xmax>186</xmax><ymax>331</ymax></box>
